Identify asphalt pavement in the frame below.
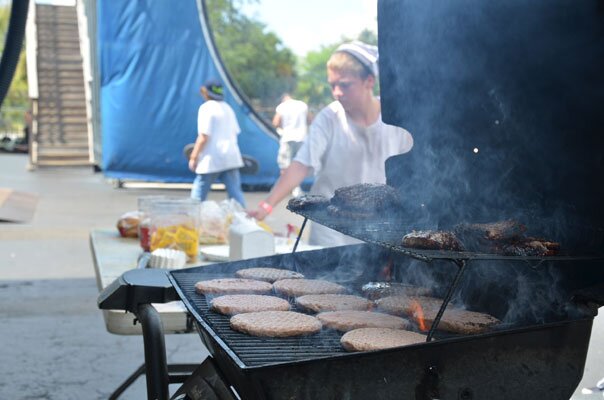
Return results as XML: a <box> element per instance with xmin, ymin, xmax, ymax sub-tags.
<box><xmin>0</xmin><ymin>153</ymin><xmax>602</xmax><ymax>399</ymax></box>
<box><xmin>0</xmin><ymin>153</ymin><xmax>304</xmax><ymax>399</ymax></box>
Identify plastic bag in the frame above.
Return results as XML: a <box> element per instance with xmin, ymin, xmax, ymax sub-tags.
<box><xmin>198</xmin><ymin>199</ymin><xmax>248</xmax><ymax>244</ymax></box>
<box><xmin>198</xmin><ymin>201</ymin><xmax>229</xmax><ymax>244</ymax></box>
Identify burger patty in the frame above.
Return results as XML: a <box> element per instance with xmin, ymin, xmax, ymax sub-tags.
<box><xmin>330</xmin><ymin>183</ymin><xmax>403</xmax><ymax>213</ymax></box>
<box><xmin>419</xmin><ymin>307</ymin><xmax>501</xmax><ymax>334</ymax></box>
<box><xmin>376</xmin><ymin>295</ymin><xmax>500</xmax><ymax>334</ymax></box>
<box><xmin>341</xmin><ymin>328</ymin><xmax>426</xmax><ymax>352</ymax></box>
<box><xmin>295</xmin><ymin>294</ymin><xmax>372</xmax><ymax>313</ymax></box>
<box><xmin>235</xmin><ymin>267</ymin><xmax>305</xmax><ymax>283</ymax></box>
<box><xmin>317</xmin><ymin>310</ymin><xmax>410</xmax><ymax>332</ymax></box>
<box><xmin>195</xmin><ymin>278</ymin><xmax>273</xmax><ymax>295</ymax></box>
<box><xmin>455</xmin><ymin>220</ymin><xmax>527</xmax><ymax>242</ymax></box>
<box><xmin>273</xmin><ymin>279</ymin><xmax>347</xmax><ymax>297</ymax></box>
<box><xmin>375</xmin><ymin>295</ymin><xmax>445</xmax><ymax>316</ymax></box>
<box><xmin>210</xmin><ymin>294</ymin><xmax>291</xmax><ymax>315</ymax></box>
<box><xmin>287</xmin><ymin>194</ymin><xmax>330</xmax><ymax>211</ymax></box>
<box><xmin>401</xmin><ymin>230</ymin><xmax>464</xmax><ymax>251</ymax></box>
<box><xmin>497</xmin><ymin>238</ymin><xmax>561</xmax><ymax>257</ymax></box>
<box><xmin>230</xmin><ymin>311</ymin><xmax>322</xmax><ymax>337</ymax></box>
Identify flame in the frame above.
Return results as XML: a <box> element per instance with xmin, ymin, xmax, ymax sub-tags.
<box><xmin>411</xmin><ymin>300</ymin><xmax>428</xmax><ymax>332</ymax></box>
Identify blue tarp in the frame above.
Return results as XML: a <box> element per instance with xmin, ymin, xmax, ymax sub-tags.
<box><xmin>98</xmin><ymin>0</ymin><xmax>280</xmax><ymax>185</ymax></box>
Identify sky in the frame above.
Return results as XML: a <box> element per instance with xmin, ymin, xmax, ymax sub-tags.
<box><xmin>241</xmin><ymin>0</ymin><xmax>378</xmax><ymax>56</ymax></box>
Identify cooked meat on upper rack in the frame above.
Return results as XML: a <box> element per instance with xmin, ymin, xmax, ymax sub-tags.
<box><xmin>287</xmin><ymin>194</ymin><xmax>330</xmax><ymax>211</ymax></box>
<box><xmin>401</xmin><ymin>230</ymin><xmax>464</xmax><ymax>251</ymax></box>
<box><xmin>455</xmin><ymin>220</ymin><xmax>527</xmax><ymax>242</ymax></box>
<box><xmin>496</xmin><ymin>237</ymin><xmax>561</xmax><ymax>257</ymax></box>
<box><xmin>451</xmin><ymin>220</ymin><xmax>560</xmax><ymax>256</ymax></box>
<box><xmin>330</xmin><ymin>183</ymin><xmax>403</xmax><ymax>213</ymax></box>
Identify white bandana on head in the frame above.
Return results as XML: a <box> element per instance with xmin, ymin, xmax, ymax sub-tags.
<box><xmin>335</xmin><ymin>41</ymin><xmax>379</xmax><ymax>77</ymax></box>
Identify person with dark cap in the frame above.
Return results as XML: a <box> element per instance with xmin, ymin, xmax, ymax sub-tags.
<box><xmin>250</xmin><ymin>41</ymin><xmax>413</xmax><ymax>246</ymax></box>
<box><xmin>189</xmin><ymin>79</ymin><xmax>246</xmax><ymax>206</ymax></box>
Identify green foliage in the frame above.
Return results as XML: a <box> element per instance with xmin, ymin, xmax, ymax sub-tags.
<box><xmin>0</xmin><ymin>4</ymin><xmax>29</xmax><ymax>133</ymax></box>
<box><xmin>206</xmin><ymin>0</ymin><xmax>296</xmax><ymax>110</ymax></box>
<box><xmin>295</xmin><ymin>44</ymin><xmax>337</xmax><ymax>113</ymax></box>
<box><xmin>295</xmin><ymin>29</ymin><xmax>378</xmax><ymax>113</ymax></box>
<box><xmin>205</xmin><ymin>0</ymin><xmax>378</xmax><ymax>118</ymax></box>
<box><xmin>357</xmin><ymin>28</ymin><xmax>378</xmax><ymax>46</ymax></box>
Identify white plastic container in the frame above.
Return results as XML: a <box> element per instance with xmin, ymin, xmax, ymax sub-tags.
<box><xmin>148</xmin><ymin>248</ymin><xmax>187</xmax><ymax>269</ymax></box>
<box><xmin>228</xmin><ymin>214</ymin><xmax>274</xmax><ymax>261</ymax></box>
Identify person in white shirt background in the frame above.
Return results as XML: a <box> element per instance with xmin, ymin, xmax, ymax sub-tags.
<box><xmin>250</xmin><ymin>41</ymin><xmax>414</xmax><ymax>246</ymax></box>
<box><xmin>272</xmin><ymin>93</ymin><xmax>309</xmax><ymax>194</ymax></box>
<box><xmin>189</xmin><ymin>79</ymin><xmax>246</xmax><ymax>207</ymax></box>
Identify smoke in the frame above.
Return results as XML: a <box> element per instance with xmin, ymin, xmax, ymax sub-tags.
<box><xmin>378</xmin><ymin>0</ymin><xmax>604</xmax><ymax>252</ymax></box>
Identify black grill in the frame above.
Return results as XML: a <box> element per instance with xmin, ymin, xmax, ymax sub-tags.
<box><xmin>167</xmin><ymin>244</ymin><xmax>601</xmax><ymax>400</ymax></box>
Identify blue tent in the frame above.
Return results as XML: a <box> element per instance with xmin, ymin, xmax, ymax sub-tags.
<box><xmin>98</xmin><ymin>0</ymin><xmax>280</xmax><ymax>186</ymax></box>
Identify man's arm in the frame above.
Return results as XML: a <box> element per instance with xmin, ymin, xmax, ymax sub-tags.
<box><xmin>272</xmin><ymin>113</ymin><xmax>282</xmax><ymax>129</ymax></box>
<box><xmin>188</xmin><ymin>133</ymin><xmax>208</xmax><ymax>172</ymax></box>
<box><xmin>249</xmin><ymin>161</ymin><xmax>309</xmax><ymax>220</ymax></box>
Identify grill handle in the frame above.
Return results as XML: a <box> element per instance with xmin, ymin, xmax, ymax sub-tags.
<box><xmin>98</xmin><ymin>269</ymin><xmax>179</xmax><ymax>313</ymax></box>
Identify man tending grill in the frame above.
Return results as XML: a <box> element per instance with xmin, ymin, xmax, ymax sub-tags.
<box><xmin>250</xmin><ymin>41</ymin><xmax>414</xmax><ymax>246</ymax></box>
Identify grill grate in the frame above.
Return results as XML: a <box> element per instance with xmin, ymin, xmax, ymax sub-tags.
<box><xmin>171</xmin><ymin>270</ymin><xmax>347</xmax><ymax>368</ymax></box>
<box><xmin>288</xmin><ymin>205</ymin><xmax>604</xmax><ymax>262</ymax></box>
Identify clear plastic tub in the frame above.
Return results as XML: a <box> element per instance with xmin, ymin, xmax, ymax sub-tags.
<box><xmin>138</xmin><ymin>195</ymin><xmax>169</xmax><ymax>251</ymax></box>
<box><xmin>146</xmin><ymin>198</ymin><xmax>201</xmax><ymax>261</ymax></box>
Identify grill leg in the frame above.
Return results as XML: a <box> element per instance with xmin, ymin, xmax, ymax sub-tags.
<box><xmin>108</xmin><ymin>364</ymin><xmax>146</xmax><ymax>400</ymax></box>
<box><xmin>107</xmin><ymin>361</ymin><xmax>198</xmax><ymax>399</ymax></box>
<box><xmin>137</xmin><ymin>303</ymin><xmax>170</xmax><ymax>400</ymax></box>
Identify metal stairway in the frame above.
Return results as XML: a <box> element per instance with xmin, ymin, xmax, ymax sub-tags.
<box><xmin>29</xmin><ymin>3</ymin><xmax>92</xmax><ymax>167</ymax></box>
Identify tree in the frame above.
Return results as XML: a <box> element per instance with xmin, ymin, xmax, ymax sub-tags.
<box><xmin>295</xmin><ymin>30</ymin><xmax>378</xmax><ymax>114</ymax></box>
<box><xmin>295</xmin><ymin>44</ymin><xmax>337</xmax><ymax>113</ymax></box>
<box><xmin>205</xmin><ymin>0</ymin><xmax>296</xmax><ymax>113</ymax></box>
<box><xmin>204</xmin><ymin>1</ymin><xmax>378</xmax><ymax>120</ymax></box>
<box><xmin>357</xmin><ymin>28</ymin><xmax>377</xmax><ymax>46</ymax></box>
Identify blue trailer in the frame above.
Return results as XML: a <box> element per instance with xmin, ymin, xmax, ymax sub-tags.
<box><xmin>98</xmin><ymin>0</ymin><xmax>281</xmax><ymax>188</ymax></box>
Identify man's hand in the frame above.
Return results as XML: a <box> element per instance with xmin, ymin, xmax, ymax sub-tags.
<box><xmin>188</xmin><ymin>158</ymin><xmax>197</xmax><ymax>172</ymax></box>
<box><xmin>247</xmin><ymin>201</ymin><xmax>272</xmax><ymax>221</ymax></box>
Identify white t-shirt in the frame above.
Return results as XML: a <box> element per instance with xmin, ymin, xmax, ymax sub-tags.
<box><xmin>195</xmin><ymin>100</ymin><xmax>244</xmax><ymax>174</ymax></box>
<box><xmin>275</xmin><ymin>99</ymin><xmax>308</xmax><ymax>142</ymax></box>
<box><xmin>294</xmin><ymin>100</ymin><xmax>414</xmax><ymax>247</ymax></box>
